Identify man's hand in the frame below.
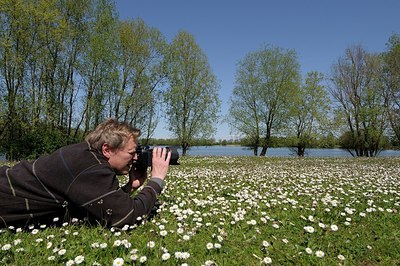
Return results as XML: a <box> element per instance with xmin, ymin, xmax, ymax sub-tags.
<box><xmin>151</xmin><ymin>147</ymin><xmax>171</xmax><ymax>180</ymax></box>
<box><xmin>129</xmin><ymin>165</ymin><xmax>148</xmax><ymax>191</ymax></box>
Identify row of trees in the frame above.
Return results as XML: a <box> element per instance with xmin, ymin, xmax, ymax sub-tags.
<box><xmin>0</xmin><ymin>0</ymin><xmax>219</xmax><ymax>159</ymax></box>
<box><xmin>1</xmin><ymin>1</ymin><xmax>399</xmax><ymax>159</ymax></box>
<box><xmin>228</xmin><ymin>40</ymin><xmax>400</xmax><ymax>157</ymax></box>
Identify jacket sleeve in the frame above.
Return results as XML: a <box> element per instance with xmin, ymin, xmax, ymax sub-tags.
<box><xmin>65</xmin><ymin>164</ymin><xmax>162</xmax><ymax>227</ymax></box>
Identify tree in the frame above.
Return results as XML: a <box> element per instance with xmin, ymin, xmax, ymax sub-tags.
<box><xmin>0</xmin><ymin>0</ymin><xmax>34</xmax><ymax>157</ymax></box>
<box><xmin>113</xmin><ymin>18</ymin><xmax>168</xmax><ymax>143</ymax></box>
<box><xmin>289</xmin><ymin>71</ymin><xmax>331</xmax><ymax>156</ymax></box>
<box><xmin>229</xmin><ymin>44</ymin><xmax>301</xmax><ymax>156</ymax></box>
<box><xmin>228</xmin><ymin>52</ymin><xmax>262</xmax><ymax>155</ymax></box>
<box><xmin>0</xmin><ymin>0</ymin><xmax>105</xmax><ymax>159</ymax></box>
<box><xmin>0</xmin><ymin>0</ymin><xmax>170</xmax><ymax>159</ymax></box>
<box><xmin>55</xmin><ymin>0</ymin><xmax>92</xmax><ymax>140</ymax></box>
<box><xmin>164</xmin><ymin>31</ymin><xmax>221</xmax><ymax>155</ymax></box>
<box><xmin>77</xmin><ymin>0</ymin><xmax>119</xmax><ymax>134</ymax></box>
<box><xmin>329</xmin><ymin>45</ymin><xmax>387</xmax><ymax>157</ymax></box>
<box><xmin>382</xmin><ymin>33</ymin><xmax>400</xmax><ymax>144</ymax></box>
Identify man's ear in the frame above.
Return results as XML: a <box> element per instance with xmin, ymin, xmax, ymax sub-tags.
<box><xmin>102</xmin><ymin>143</ymin><xmax>113</xmax><ymax>159</ymax></box>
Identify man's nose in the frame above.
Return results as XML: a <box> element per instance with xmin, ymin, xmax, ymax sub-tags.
<box><xmin>133</xmin><ymin>153</ymin><xmax>138</xmax><ymax>160</ymax></box>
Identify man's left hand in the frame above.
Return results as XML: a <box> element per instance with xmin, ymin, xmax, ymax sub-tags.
<box><xmin>129</xmin><ymin>166</ymin><xmax>148</xmax><ymax>191</ymax></box>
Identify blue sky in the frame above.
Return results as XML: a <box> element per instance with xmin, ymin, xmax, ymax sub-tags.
<box><xmin>115</xmin><ymin>0</ymin><xmax>400</xmax><ymax>140</ymax></box>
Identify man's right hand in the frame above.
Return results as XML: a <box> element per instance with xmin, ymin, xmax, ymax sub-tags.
<box><xmin>151</xmin><ymin>147</ymin><xmax>171</xmax><ymax>180</ymax></box>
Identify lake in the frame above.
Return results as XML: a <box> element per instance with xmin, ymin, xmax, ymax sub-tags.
<box><xmin>176</xmin><ymin>146</ymin><xmax>400</xmax><ymax>157</ymax></box>
<box><xmin>1</xmin><ymin>146</ymin><xmax>399</xmax><ymax>161</ymax></box>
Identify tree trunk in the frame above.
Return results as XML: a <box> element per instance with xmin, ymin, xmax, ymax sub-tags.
<box><xmin>253</xmin><ymin>146</ymin><xmax>258</xmax><ymax>156</ymax></box>
<box><xmin>181</xmin><ymin>142</ymin><xmax>189</xmax><ymax>156</ymax></box>
<box><xmin>260</xmin><ymin>139</ymin><xmax>269</xmax><ymax>156</ymax></box>
<box><xmin>297</xmin><ymin>146</ymin><xmax>305</xmax><ymax>157</ymax></box>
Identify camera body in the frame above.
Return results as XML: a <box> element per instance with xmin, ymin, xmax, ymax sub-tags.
<box><xmin>135</xmin><ymin>145</ymin><xmax>179</xmax><ymax>169</ymax></box>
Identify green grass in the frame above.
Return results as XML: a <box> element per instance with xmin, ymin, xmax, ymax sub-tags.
<box><xmin>1</xmin><ymin>156</ymin><xmax>400</xmax><ymax>265</ymax></box>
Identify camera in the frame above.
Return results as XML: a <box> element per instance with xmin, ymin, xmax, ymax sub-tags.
<box><xmin>134</xmin><ymin>145</ymin><xmax>180</xmax><ymax>169</ymax></box>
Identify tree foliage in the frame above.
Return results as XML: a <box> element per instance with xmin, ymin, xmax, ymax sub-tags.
<box><xmin>111</xmin><ymin>18</ymin><xmax>168</xmax><ymax>144</ymax></box>
<box><xmin>0</xmin><ymin>0</ymin><xmax>168</xmax><ymax>159</ymax></box>
<box><xmin>0</xmin><ymin>1</ymin><xmax>398</xmax><ymax>159</ymax></box>
<box><xmin>329</xmin><ymin>45</ymin><xmax>387</xmax><ymax>156</ymax></box>
<box><xmin>229</xmin><ymin>45</ymin><xmax>300</xmax><ymax>156</ymax></box>
<box><xmin>0</xmin><ymin>0</ymin><xmax>85</xmax><ymax>159</ymax></box>
<box><xmin>382</xmin><ymin>33</ymin><xmax>400</xmax><ymax>144</ymax></box>
<box><xmin>164</xmin><ymin>31</ymin><xmax>221</xmax><ymax>155</ymax></box>
<box><xmin>288</xmin><ymin>71</ymin><xmax>331</xmax><ymax>156</ymax></box>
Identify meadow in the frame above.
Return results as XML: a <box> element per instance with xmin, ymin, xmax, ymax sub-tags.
<box><xmin>1</xmin><ymin>156</ymin><xmax>399</xmax><ymax>265</ymax></box>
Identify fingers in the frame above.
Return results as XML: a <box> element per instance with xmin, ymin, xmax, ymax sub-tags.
<box><xmin>166</xmin><ymin>148</ymin><xmax>172</xmax><ymax>161</ymax></box>
<box><xmin>153</xmin><ymin>147</ymin><xmax>171</xmax><ymax>163</ymax></box>
<box><xmin>151</xmin><ymin>146</ymin><xmax>171</xmax><ymax>180</ymax></box>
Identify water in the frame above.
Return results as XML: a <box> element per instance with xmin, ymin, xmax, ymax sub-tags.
<box><xmin>177</xmin><ymin>146</ymin><xmax>400</xmax><ymax>157</ymax></box>
<box><xmin>1</xmin><ymin>147</ymin><xmax>399</xmax><ymax>161</ymax></box>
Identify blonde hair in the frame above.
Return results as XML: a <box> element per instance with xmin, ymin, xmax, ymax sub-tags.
<box><xmin>85</xmin><ymin>118</ymin><xmax>141</xmax><ymax>152</ymax></box>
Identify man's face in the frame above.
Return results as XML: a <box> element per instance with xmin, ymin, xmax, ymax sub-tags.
<box><xmin>107</xmin><ymin>137</ymin><xmax>138</xmax><ymax>175</ymax></box>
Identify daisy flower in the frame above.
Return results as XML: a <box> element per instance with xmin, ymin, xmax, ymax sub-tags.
<box><xmin>262</xmin><ymin>257</ymin><xmax>272</xmax><ymax>264</ymax></box>
<box><xmin>147</xmin><ymin>241</ymin><xmax>155</xmax><ymax>248</ymax></box>
<box><xmin>162</xmin><ymin>252</ymin><xmax>171</xmax><ymax>261</ymax></box>
<box><xmin>2</xmin><ymin>244</ymin><xmax>11</xmax><ymax>251</ymax></box>
<box><xmin>139</xmin><ymin>256</ymin><xmax>147</xmax><ymax>263</ymax></box>
<box><xmin>113</xmin><ymin>258</ymin><xmax>124</xmax><ymax>266</ymax></box>
<box><xmin>74</xmin><ymin>255</ymin><xmax>85</xmax><ymax>264</ymax></box>
<box><xmin>330</xmin><ymin>224</ymin><xmax>338</xmax><ymax>231</ymax></box>
<box><xmin>315</xmin><ymin>250</ymin><xmax>325</xmax><ymax>258</ymax></box>
<box><xmin>304</xmin><ymin>226</ymin><xmax>315</xmax><ymax>233</ymax></box>
<box><xmin>305</xmin><ymin>247</ymin><xmax>313</xmax><ymax>254</ymax></box>
<box><xmin>58</xmin><ymin>249</ymin><xmax>66</xmax><ymax>255</ymax></box>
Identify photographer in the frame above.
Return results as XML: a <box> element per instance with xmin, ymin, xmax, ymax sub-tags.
<box><xmin>0</xmin><ymin>119</ymin><xmax>171</xmax><ymax>228</ymax></box>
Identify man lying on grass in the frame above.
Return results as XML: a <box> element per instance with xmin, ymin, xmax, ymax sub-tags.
<box><xmin>0</xmin><ymin>119</ymin><xmax>171</xmax><ymax>229</ymax></box>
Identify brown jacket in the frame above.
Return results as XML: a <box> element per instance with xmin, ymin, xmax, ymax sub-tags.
<box><xmin>0</xmin><ymin>141</ymin><xmax>162</xmax><ymax>228</ymax></box>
